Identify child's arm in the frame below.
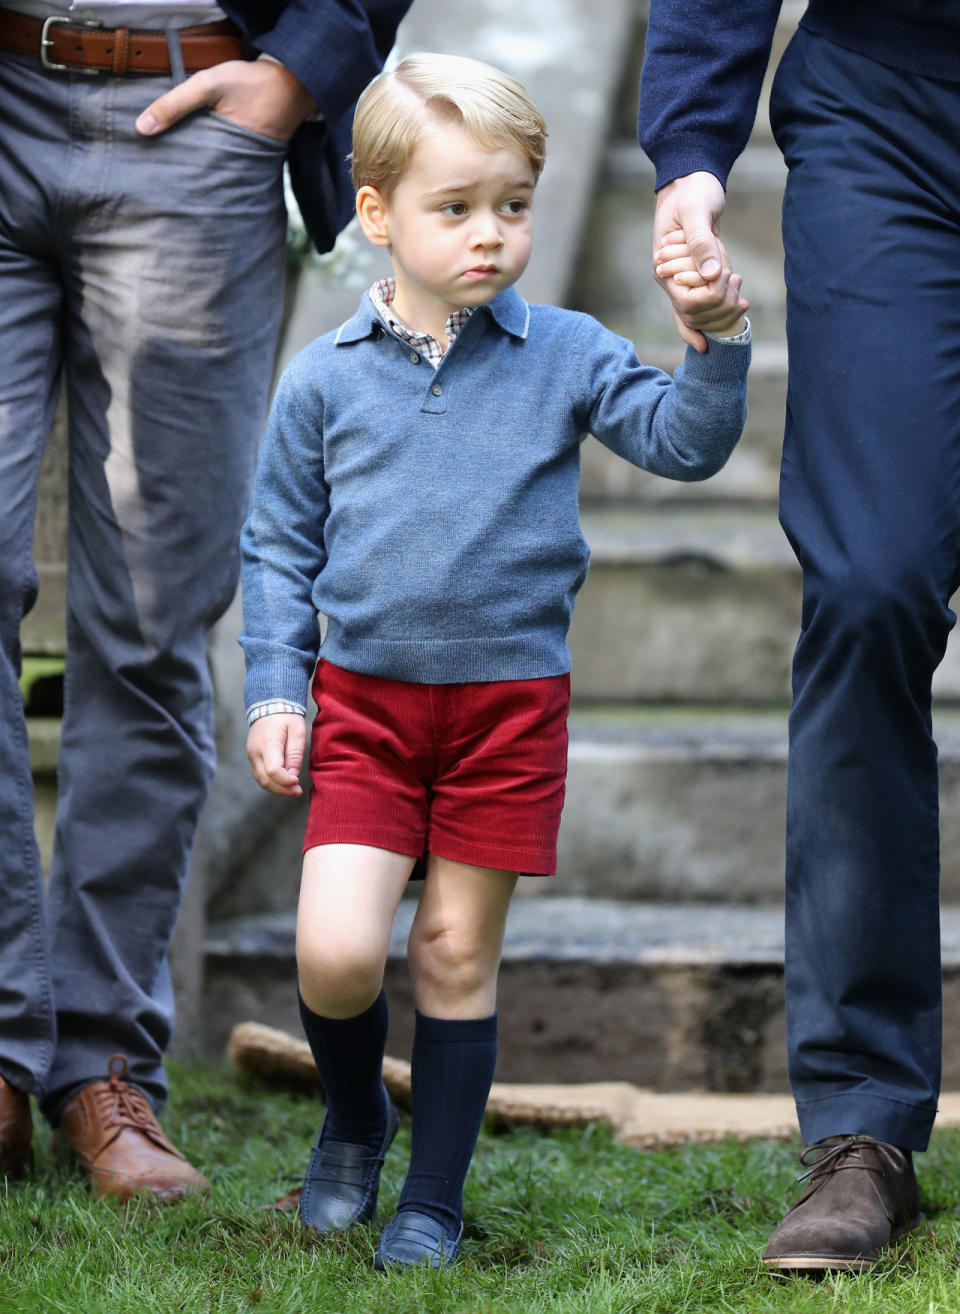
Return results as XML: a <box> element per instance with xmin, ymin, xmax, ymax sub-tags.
<box><xmin>654</xmin><ymin>230</ymin><xmax>748</xmax><ymax>341</ymax></box>
<box><xmin>246</xmin><ymin>713</ymin><xmax>306</xmax><ymax>797</ymax></box>
<box><xmin>576</xmin><ymin>298</ymin><xmax>750</xmax><ymax>482</ymax></box>
<box><xmin>239</xmin><ymin>354</ymin><xmax>329</xmax><ymax>791</ymax></box>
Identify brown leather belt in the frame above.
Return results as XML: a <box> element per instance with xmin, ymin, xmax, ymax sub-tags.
<box><xmin>0</xmin><ymin>10</ymin><xmax>243</xmax><ymax>74</ymax></box>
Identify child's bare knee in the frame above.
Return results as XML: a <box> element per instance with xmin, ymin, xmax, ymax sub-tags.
<box><xmin>297</xmin><ymin>939</ymin><xmax>384</xmax><ymax>1017</ymax></box>
<box><xmin>408</xmin><ymin>922</ymin><xmax>493</xmax><ymax>1001</ymax></box>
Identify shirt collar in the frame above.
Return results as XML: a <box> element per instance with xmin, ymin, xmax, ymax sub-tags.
<box><xmin>334</xmin><ymin>282</ymin><xmax>531</xmax><ymax>347</ymax></box>
<box><xmin>369</xmin><ymin>277</ymin><xmax>471</xmax><ymax>366</ymax></box>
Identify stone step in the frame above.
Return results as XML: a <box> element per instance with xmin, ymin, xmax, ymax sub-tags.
<box><xmin>203</xmin><ymin>897</ymin><xmax>960</xmax><ymax>1091</ymax></box>
<box><xmin>572</xmin><ymin>143</ymin><xmax>787</xmax><ymax>340</ymax></box>
<box><xmin>560</xmin><ymin>705</ymin><xmax>960</xmax><ymax>903</ymax></box>
<box><xmin>580</xmin><ymin>339</ymin><xmax>785</xmax><ymax>505</ymax></box>
<box><xmin>207</xmin><ymin>707</ymin><xmax>792</xmax><ymax>926</ymax></box>
<box><xmin>32</xmin><ymin>704</ymin><xmax>960</xmax><ymax>919</ymax></box>
<box><xmin>570</xmin><ymin>507</ymin><xmax>960</xmax><ymax>704</ymax></box>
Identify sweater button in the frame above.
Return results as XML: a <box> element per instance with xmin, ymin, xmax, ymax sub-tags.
<box><xmin>431</xmin><ymin>383</ymin><xmax>442</xmax><ymax>396</ymax></box>
<box><xmin>409</xmin><ymin>351</ymin><xmax>420</xmax><ymax>363</ymax></box>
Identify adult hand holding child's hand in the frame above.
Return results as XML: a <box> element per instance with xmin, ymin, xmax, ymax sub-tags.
<box><xmin>652</xmin><ymin>171</ymin><xmax>747</xmax><ymax>350</ymax></box>
<box><xmin>654</xmin><ymin>229</ymin><xmax>748</xmax><ymax>343</ymax></box>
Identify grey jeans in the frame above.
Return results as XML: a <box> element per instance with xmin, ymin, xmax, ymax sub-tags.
<box><xmin>0</xmin><ymin>46</ymin><xmax>286</xmax><ymax>1116</ymax></box>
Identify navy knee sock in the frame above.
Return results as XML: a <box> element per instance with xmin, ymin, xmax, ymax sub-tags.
<box><xmin>397</xmin><ymin>1011</ymin><xmax>498</xmax><ymax>1237</ymax></box>
<box><xmin>298</xmin><ymin>989</ymin><xmax>390</xmax><ymax>1151</ymax></box>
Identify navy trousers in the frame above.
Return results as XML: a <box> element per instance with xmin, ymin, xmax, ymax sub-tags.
<box><xmin>771</xmin><ymin>29</ymin><xmax>960</xmax><ymax>1149</ymax></box>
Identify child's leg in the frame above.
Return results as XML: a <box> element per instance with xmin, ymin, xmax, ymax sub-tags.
<box><xmin>297</xmin><ymin>842</ymin><xmax>414</xmax><ymax>1147</ymax></box>
<box><xmin>397</xmin><ymin>856</ymin><xmax>517</xmax><ymax>1236</ymax></box>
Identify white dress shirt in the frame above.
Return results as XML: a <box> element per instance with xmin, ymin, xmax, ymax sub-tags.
<box><xmin>5</xmin><ymin>1</ymin><xmax>225</xmax><ymax>28</ymax></box>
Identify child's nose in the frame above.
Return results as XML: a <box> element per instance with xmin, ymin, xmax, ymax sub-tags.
<box><xmin>470</xmin><ymin>215</ymin><xmax>504</xmax><ymax>248</ymax></box>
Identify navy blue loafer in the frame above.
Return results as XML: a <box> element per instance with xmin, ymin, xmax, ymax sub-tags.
<box><xmin>298</xmin><ymin>1100</ymin><xmax>399</xmax><ymax>1235</ymax></box>
<box><xmin>374</xmin><ymin>1210</ymin><xmax>463</xmax><ymax>1270</ymax></box>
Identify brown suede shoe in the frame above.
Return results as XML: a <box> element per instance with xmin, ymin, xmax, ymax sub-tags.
<box><xmin>0</xmin><ymin>1074</ymin><xmax>33</xmax><ymax>1178</ymax></box>
<box><xmin>54</xmin><ymin>1054</ymin><xmax>210</xmax><ymax>1201</ymax></box>
<box><xmin>763</xmin><ymin>1134</ymin><xmax>922</xmax><ymax>1273</ymax></box>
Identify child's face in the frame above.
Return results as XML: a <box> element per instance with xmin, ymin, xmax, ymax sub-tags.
<box><xmin>359</xmin><ymin>119</ymin><xmax>536</xmax><ymax>336</ymax></box>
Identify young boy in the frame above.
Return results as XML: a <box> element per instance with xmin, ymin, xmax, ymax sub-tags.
<box><xmin>240</xmin><ymin>52</ymin><xmax>750</xmax><ymax>1271</ymax></box>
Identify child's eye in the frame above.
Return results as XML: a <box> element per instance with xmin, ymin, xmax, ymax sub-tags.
<box><xmin>440</xmin><ymin>202</ymin><xmax>468</xmax><ymax>217</ymax></box>
<box><xmin>500</xmin><ymin>199</ymin><xmax>529</xmax><ymax>216</ymax></box>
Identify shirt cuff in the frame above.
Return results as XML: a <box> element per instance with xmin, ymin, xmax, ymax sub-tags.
<box><xmin>705</xmin><ymin>316</ymin><xmax>751</xmax><ymax>345</ymax></box>
<box><xmin>247</xmin><ymin>699</ymin><xmax>307</xmax><ymax>725</ymax></box>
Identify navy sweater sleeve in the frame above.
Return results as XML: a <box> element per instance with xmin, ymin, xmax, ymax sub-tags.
<box><xmin>637</xmin><ymin>0</ymin><xmax>782</xmax><ymax>189</ymax></box>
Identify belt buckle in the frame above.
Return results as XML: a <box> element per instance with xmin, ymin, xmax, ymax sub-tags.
<box><xmin>40</xmin><ymin>14</ymin><xmax>102</xmax><ymax>74</ymax></box>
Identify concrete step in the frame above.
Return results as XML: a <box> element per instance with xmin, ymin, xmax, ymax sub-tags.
<box><xmin>570</xmin><ymin>506</ymin><xmax>960</xmax><ymax>704</ymax></box>
<box><xmin>573</xmin><ymin>144</ymin><xmax>787</xmax><ymax>341</ymax></box>
<box><xmin>560</xmin><ymin>705</ymin><xmax>960</xmax><ymax>903</ymax></box>
<box><xmin>207</xmin><ymin>706</ymin><xmax>797</xmax><ymax>926</ymax></box>
<box><xmin>579</xmin><ymin>339</ymin><xmax>785</xmax><ymax>505</ymax></box>
<box><xmin>203</xmin><ymin>897</ymin><xmax>960</xmax><ymax>1092</ymax></box>
<box><xmin>196</xmin><ymin>704</ymin><xmax>960</xmax><ymax>922</ymax></box>
<box><xmin>572</xmin><ymin>507</ymin><xmax>797</xmax><ymax>703</ymax></box>
<box><xmin>29</xmin><ymin>703</ymin><xmax>960</xmax><ymax>921</ymax></box>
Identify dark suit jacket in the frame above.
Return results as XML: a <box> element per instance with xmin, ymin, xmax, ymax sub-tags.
<box><xmin>219</xmin><ymin>0</ymin><xmax>412</xmax><ymax>251</ymax></box>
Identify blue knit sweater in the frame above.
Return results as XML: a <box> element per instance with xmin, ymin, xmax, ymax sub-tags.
<box><xmin>239</xmin><ymin>286</ymin><xmax>749</xmax><ymax>711</ymax></box>
<box><xmin>638</xmin><ymin>0</ymin><xmax>960</xmax><ymax>190</ymax></box>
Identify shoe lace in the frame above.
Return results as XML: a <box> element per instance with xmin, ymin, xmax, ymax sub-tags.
<box><xmin>797</xmin><ymin>1135</ymin><xmax>908</xmax><ymax>1185</ymax></box>
<box><xmin>92</xmin><ymin>1053</ymin><xmax>176</xmax><ymax>1155</ymax></box>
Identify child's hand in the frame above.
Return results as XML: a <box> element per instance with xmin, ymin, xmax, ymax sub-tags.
<box><xmin>654</xmin><ymin>230</ymin><xmax>749</xmax><ymax>342</ymax></box>
<box><xmin>246</xmin><ymin>713</ymin><xmax>306</xmax><ymax>797</ymax></box>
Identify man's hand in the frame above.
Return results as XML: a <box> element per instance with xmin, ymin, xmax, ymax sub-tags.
<box><xmin>652</xmin><ymin>171</ymin><xmax>734</xmax><ymax>352</ymax></box>
<box><xmin>247</xmin><ymin>713</ymin><xmax>306</xmax><ymax>797</ymax></box>
<box><xmin>136</xmin><ymin>57</ymin><xmax>316</xmax><ymax>141</ymax></box>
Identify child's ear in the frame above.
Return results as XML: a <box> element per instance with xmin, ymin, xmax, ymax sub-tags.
<box><xmin>356</xmin><ymin>185</ymin><xmax>391</xmax><ymax>247</ymax></box>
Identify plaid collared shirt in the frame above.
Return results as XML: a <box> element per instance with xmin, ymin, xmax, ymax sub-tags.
<box><xmin>370</xmin><ymin>277</ymin><xmax>473</xmax><ymax>368</ymax></box>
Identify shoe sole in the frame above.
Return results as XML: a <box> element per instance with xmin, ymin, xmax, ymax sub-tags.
<box><xmin>373</xmin><ymin>1252</ymin><xmax>459</xmax><ymax>1272</ymax></box>
<box><xmin>763</xmin><ymin>1255</ymin><xmax>875</xmax><ymax>1274</ymax></box>
<box><xmin>763</xmin><ymin>1214</ymin><xmax>924</xmax><ymax>1275</ymax></box>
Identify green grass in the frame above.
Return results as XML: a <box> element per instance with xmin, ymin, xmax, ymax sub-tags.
<box><xmin>3</xmin><ymin>1065</ymin><xmax>960</xmax><ymax>1313</ymax></box>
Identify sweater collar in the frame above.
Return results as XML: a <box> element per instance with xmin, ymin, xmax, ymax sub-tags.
<box><xmin>334</xmin><ymin>284</ymin><xmax>530</xmax><ymax>346</ymax></box>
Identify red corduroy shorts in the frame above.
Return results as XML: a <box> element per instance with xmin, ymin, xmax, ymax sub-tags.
<box><xmin>302</xmin><ymin>660</ymin><xmax>570</xmax><ymax>876</ymax></box>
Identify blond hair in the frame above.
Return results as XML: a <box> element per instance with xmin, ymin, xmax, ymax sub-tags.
<box><xmin>351</xmin><ymin>52</ymin><xmax>548</xmax><ymax>195</ymax></box>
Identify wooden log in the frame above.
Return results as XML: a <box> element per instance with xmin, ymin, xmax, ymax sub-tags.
<box><xmin>227</xmin><ymin>1020</ymin><xmax>802</xmax><ymax>1146</ymax></box>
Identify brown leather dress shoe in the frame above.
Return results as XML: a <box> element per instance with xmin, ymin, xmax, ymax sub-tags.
<box><xmin>54</xmin><ymin>1053</ymin><xmax>210</xmax><ymax>1201</ymax></box>
<box><xmin>763</xmin><ymin>1134</ymin><xmax>922</xmax><ymax>1273</ymax></box>
<box><xmin>0</xmin><ymin>1074</ymin><xmax>33</xmax><ymax>1178</ymax></box>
